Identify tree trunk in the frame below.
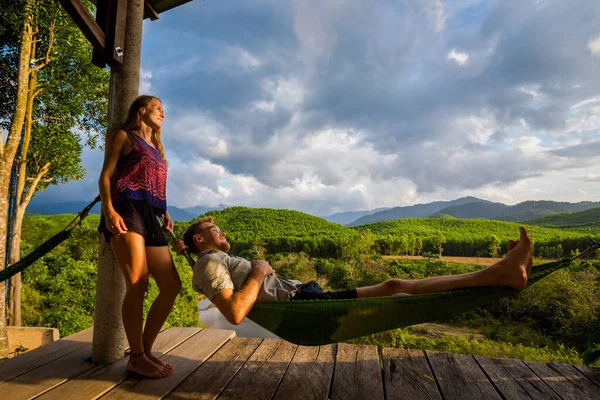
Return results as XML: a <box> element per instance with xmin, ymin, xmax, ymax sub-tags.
<box><xmin>7</xmin><ymin>211</ymin><xmax>22</xmax><ymax>327</ymax></box>
<box><xmin>8</xmin><ymin>276</ymin><xmax>21</xmax><ymax>327</ymax></box>
<box><xmin>8</xmin><ymin>58</ymin><xmax>38</xmax><ymax>328</ymax></box>
<box><xmin>0</xmin><ymin>0</ymin><xmax>34</xmax><ymax>359</ymax></box>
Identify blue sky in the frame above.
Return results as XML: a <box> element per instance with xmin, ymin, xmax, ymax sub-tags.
<box><xmin>37</xmin><ymin>0</ymin><xmax>600</xmax><ymax>216</ymax></box>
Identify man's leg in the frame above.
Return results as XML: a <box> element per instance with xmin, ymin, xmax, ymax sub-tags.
<box><xmin>356</xmin><ymin>227</ymin><xmax>533</xmax><ymax>299</ymax></box>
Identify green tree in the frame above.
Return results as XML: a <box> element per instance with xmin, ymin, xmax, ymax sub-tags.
<box><xmin>414</xmin><ymin>236</ymin><xmax>423</xmax><ymax>256</ymax></box>
<box><xmin>341</xmin><ymin>230</ymin><xmax>377</xmax><ymax>259</ymax></box>
<box><xmin>432</xmin><ymin>230</ymin><xmax>446</xmax><ymax>256</ymax></box>
<box><xmin>1</xmin><ymin>0</ymin><xmax>108</xmax><ymax>327</ymax></box>
<box><xmin>488</xmin><ymin>234</ymin><xmax>501</xmax><ymax>258</ymax></box>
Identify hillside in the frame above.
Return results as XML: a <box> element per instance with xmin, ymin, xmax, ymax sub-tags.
<box><xmin>523</xmin><ymin>206</ymin><xmax>600</xmax><ymax>230</ymax></box>
<box><xmin>323</xmin><ymin>207</ymin><xmax>390</xmax><ymax>225</ymax></box>
<box><xmin>437</xmin><ymin>200</ymin><xmax>600</xmax><ymax>222</ymax></box>
<box><xmin>434</xmin><ymin>201</ymin><xmax>510</xmax><ymax>219</ymax></box>
<box><xmin>348</xmin><ymin>197</ymin><xmax>488</xmax><ymax>226</ymax></box>
<box><xmin>171</xmin><ymin>206</ymin><xmax>600</xmax><ymax>258</ymax></box>
<box><xmin>21</xmin><ymin>206</ymin><xmax>600</xmax><ymax>260</ymax></box>
<box><xmin>357</xmin><ymin>217</ymin><xmax>600</xmax><ymax>256</ymax></box>
<box><xmin>176</xmin><ymin>206</ymin><xmax>356</xmax><ymax>248</ymax></box>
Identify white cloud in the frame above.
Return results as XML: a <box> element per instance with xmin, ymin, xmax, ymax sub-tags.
<box><xmin>519</xmin><ymin>86</ymin><xmax>543</xmax><ymax>98</ymax></box>
<box><xmin>420</xmin><ymin>0</ymin><xmax>446</xmax><ymax>33</ymax></box>
<box><xmin>565</xmin><ymin>98</ymin><xmax>600</xmax><ymax>137</ymax></box>
<box><xmin>570</xmin><ymin>97</ymin><xmax>600</xmax><ymax>110</ymax></box>
<box><xmin>218</xmin><ymin>46</ymin><xmax>262</xmax><ymax>69</ymax></box>
<box><xmin>588</xmin><ymin>34</ymin><xmax>600</xmax><ymax>56</ymax></box>
<box><xmin>167</xmin><ymin>112</ymin><xmax>230</xmax><ymax>159</ymax></box>
<box><xmin>447</xmin><ymin>49</ymin><xmax>469</xmax><ymax>65</ymax></box>
<box><xmin>139</xmin><ymin>69</ymin><xmax>153</xmax><ymax>94</ymax></box>
<box><xmin>451</xmin><ymin>115</ymin><xmax>498</xmax><ymax>145</ymax></box>
<box><xmin>255</xmin><ymin>77</ymin><xmax>304</xmax><ymax>111</ymax></box>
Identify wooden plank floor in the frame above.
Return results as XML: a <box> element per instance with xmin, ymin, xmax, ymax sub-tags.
<box><xmin>1</xmin><ymin>327</ymin><xmax>599</xmax><ymax>400</ymax></box>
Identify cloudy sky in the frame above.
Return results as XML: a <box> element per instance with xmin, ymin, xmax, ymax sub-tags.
<box><xmin>37</xmin><ymin>0</ymin><xmax>600</xmax><ymax>216</ymax></box>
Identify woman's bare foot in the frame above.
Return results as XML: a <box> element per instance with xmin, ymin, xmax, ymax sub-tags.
<box><xmin>127</xmin><ymin>353</ymin><xmax>171</xmax><ymax>378</ymax></box>
<box><xmin>146</xmin><ymin>351</ymin><xmax>173</xmax><ymax>372</ymax></box>
<box><xmin>492</xmin><ymin>226</ymin><xmax>533</xmax><ymax>290</ymax></box>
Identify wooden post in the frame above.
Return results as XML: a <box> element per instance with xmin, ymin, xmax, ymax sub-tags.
<box><xmin>92</xmin><ymin>0</ymin><xmax>145</xmax><ymax>364</ymax></box>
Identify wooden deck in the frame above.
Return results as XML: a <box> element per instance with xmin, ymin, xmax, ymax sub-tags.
<box><xmin>1</xmin><ymin>327</ymin><xmax>599</xmax><ymax>399</ymax></box>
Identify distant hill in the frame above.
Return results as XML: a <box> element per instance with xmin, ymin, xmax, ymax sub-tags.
<box><xmin>323</xmin><ymin>207</ymin><xmax>390</xmax><ymax>225</ymax></box>
<box><xmin>434</xmin><ymin>201</ymin><xmax>510</xmax><ymax>219</ymax></box>
<box><xmin>349</xmin><ymin>197</ymin><xmax>488</xmax><ymax>226</ymax></box>
<box><xmin>505</xmin><ymin>201</ymin><xmax>600</xmax><ymax>221</ymax></box>
<box><xmin>360</xmin><ymin>216</ymin><xmax>598</xmax><ymax>244</ymax></box>
<box><xmin>437</xmin><ymin>200</ymin><xmax>600</xmax><ymax>222</ymax></box>
<box><xmin>181</xmin><ymin>206</ymin><xmax>355</xmax><ymax>243</ymax></box>
<box><xmin>182</xmin><ymin>205</ymin><xmax>224</xmax><ymax>218</ymax></box>
<box><xmin>26</xmin><ymin>200</ymin><xmax>102</xmax><ymax>215</ymax></box>
<box><xmin>167</xmin><ymin>206</ymin><xmax>195</xmax><ymax>222</ymax></box>
<box><xmin>522</xmin><ymin>206</ymin><xmax>600</xmax><ymax>229</ymax></box>
<box><xmin>26</xmin><ymin>200</ymin><xmax>210</xmax><ymax>222</ymax></box>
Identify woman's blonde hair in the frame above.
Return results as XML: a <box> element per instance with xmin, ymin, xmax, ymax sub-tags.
<box><xmin>123</xmin><ymin>95</ymin><xmax>167</xmax><ymax>161</ymax></box>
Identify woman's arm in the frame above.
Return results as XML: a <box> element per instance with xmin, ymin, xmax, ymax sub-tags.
<box><xmin>98</xmin><ymin>130</ymin><xmax>130</xmax><ymax>234</ymax></box>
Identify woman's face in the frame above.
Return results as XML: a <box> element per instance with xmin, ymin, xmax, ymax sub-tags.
<box><xmin>141</xmin><ymin>98</ymin><xmax>164</xmax><ymax>129</ymax></box>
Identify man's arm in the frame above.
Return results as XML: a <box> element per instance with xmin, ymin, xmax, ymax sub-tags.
<box><xmin>211</xmin><ymin>260</ymin><xmax>274</xmax><ymax>325</ymax></box>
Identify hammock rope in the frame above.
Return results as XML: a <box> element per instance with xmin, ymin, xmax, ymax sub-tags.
<box><xmin>0</xmin><ymin>196</ymin><xmax>101</xmax><ymax>282</ymax></box>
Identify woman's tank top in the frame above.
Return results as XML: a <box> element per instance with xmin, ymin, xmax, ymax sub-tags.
<box><xmin>111</xmin><ymin>132</ymin><xmax>167</xmax><ymax>213</ymax></box>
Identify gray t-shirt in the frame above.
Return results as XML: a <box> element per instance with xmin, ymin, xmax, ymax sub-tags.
<box><xmin>192</xmin><ymin>249</ymin><xmax>300</xmax><ymax>302</ymax></box>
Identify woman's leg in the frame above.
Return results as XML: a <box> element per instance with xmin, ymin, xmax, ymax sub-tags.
<box><xmin>143</xmin><ymin>245</ymin><xmax>182</xmax><ymax>369</ymax></box>
<box><xmin>110</xmin><ymin>233</ymin><xmax>170</xmax><ymax>378</ymax></box>
<box><xmin>357</xmin><ymin>227</ymin><xmax>533</xmax><ymax>298</ymax></box>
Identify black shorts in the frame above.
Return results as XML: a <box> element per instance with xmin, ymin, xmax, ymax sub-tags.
<box><xmin>98</xmin><ymin>198</ymin><xmax>168</xmax><ymax>247</ymax></box>
<box><xmin>290</xmin><ymin>280</ymin><xmax>358</xmax><ymax>301</ymax></box>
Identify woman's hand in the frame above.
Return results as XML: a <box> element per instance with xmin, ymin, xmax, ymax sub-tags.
<box><xmin>162</xmin><ymin>211</ymin><xmax>174</xmax><ymax>232</ymax></box>
<box><xmin>105</xmin><ymin>209</ymin><xmax>128</xmax><ymax>235</ymax></box>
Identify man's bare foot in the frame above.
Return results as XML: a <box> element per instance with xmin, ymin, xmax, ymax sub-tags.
<box><xmin>127</xmin><ymin>353</ymin><xmax>171</xmax><ymax>379</ymax></box>
<box><xmin>492</xmin><ymin>226</ymin><xmax>533</xmax><ymax>290</ymax></box>
<box><xmin>146</xmin><ymin>352</ymin><xmax>173</xmax><ymax>372</ymax></box>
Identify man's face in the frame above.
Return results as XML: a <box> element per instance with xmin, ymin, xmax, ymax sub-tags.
<box><xmin>196</xmin><ymin>223</ymin><xmax>230</xmax><ymax>252</ymax></box>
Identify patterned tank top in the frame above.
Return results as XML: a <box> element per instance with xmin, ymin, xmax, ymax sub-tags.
<box><xmin>111</xmin><ymin>132</ymin><xmax>167</xmax><ymax>213</ymax></box>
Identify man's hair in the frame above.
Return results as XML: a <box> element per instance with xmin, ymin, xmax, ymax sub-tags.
<box><xmin>183</xmin><ymin>216</ymin><xmax>214</xmax><ymax>252</ymax></box>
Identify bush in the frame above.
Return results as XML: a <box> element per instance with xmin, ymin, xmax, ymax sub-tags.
<box><xmin>270</xmin><ymin>252</ymin><xmax>317</xmax><ymax>283</ymax></box>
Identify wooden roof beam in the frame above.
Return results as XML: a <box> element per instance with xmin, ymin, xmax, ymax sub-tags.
<box><xmin>58</xmin><ymin>0</ymin><xmax>105</xmax><ymax>52</ymax></box>
<box><xmin>144</xmin><ymin>0</ymin><xmax>160</xmax><ymax>21</ymax></box>
<box><xmin>89</xmin><ymin>0</ymin><xmax>161</xmax><ymax>20</ymax></box>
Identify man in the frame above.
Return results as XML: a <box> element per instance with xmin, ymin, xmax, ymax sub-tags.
<box><xmin>174</xmin><ymin>217</ymin><xmax>533</xmax><ymax>326</ymax></box>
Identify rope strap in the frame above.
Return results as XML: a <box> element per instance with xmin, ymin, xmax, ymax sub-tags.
<box><xmin>0</xmin><ymin>196</ymin><xmax>101</xmax><ymax>282</ymax></box>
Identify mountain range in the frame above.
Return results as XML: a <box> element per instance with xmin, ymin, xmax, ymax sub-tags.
<box><xmin>345</xmin><ymin>197</ymin><xmax>483</xmax><ymax>225</ymax></box>
<box><xmin>324</xmin><ymin>197</ymin><xmax>600</xmax><ymax>226</ymax></box>
<box><xmin>27</xmin><ymin>196</ymin><xmax>600</xmax><ymax>226</ymax></box>
<box><xmin>322</xmin><ymin>207</ymin><xmax>391</xmax><ymax>225</ymax></box>
<box><xmin>25</xmin><ymin>200</ymin><xmax>223</xmax><ymax>222</ymax></box>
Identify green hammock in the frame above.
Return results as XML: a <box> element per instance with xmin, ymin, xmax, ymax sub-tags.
<box><xmin>246</xmin><ymin>258</ymin><xmax>569</xmax><ymax>345</ymax></box>
<box><xmin>173</xmin><ymin>233</ymin><xmax>597</xmax><ymax>346</ymax></box>
<box><xmin>0</xmin><ymin>196</ymin><xmax>100</xmax><ymax>282</ymax></box>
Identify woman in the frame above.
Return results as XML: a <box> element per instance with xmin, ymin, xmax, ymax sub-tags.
<box><xmin>98</xmin><ymin>95</ymin><xmax>181</xmax><ymax>379</ymax></box>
